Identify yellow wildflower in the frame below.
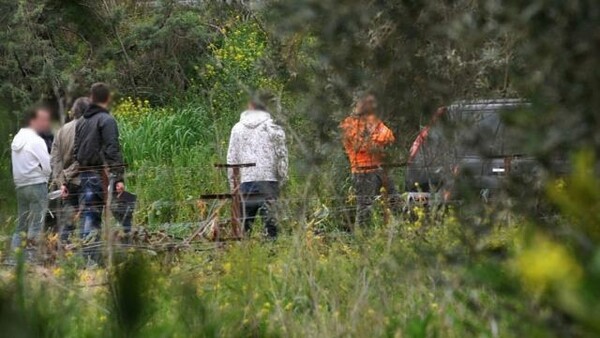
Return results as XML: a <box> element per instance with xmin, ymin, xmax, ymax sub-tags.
<box><xmin>223</xmin><ymin>262</ymin><xmax>232</xmax><ymax>274</ymax></box>
<box><xmin>52</xmin><ymin>267</ymin><xmax>63</xmax><ymax>278</ymax></box>
<box><xmin>513</xmin><ymin>233</ymin><xmax>583</xmax><ymax>294</ymax></box>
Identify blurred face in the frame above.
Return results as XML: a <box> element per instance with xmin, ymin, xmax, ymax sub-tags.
<box><xmin>30</xmin><ymin>109</ymin><xmax>51</xmax><ymax>133</ymax></box>
<box><xmin>363</xmin><ymin>95</ymin><xmax>377</xmax><ymax>113</ymax></box>
<box><xmin>356</xmin><ymin>95</ymin><xmax>377</xmax><ymax>116</ymax></box>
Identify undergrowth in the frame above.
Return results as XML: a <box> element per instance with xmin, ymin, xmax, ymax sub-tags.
<box><xmin>0</xmin><ymin>215</ymin><xmax>553</xmax><ymax>338</ymax></box>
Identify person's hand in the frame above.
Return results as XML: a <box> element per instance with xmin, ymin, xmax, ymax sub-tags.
<box><xmin>60</xmin><ymin>184</ymin><xmax>69</xmax><ymax>199</ymax></box>
<box><xmin>116</xmin><ymin>182</ymin><xmax>125</xmax><ymax>196</ymax></box>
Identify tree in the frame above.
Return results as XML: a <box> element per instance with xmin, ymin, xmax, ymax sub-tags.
<box><xmin>264</xmin><ymin>0</ymin><xmax>517</xmax><ymax>151</ymax></box>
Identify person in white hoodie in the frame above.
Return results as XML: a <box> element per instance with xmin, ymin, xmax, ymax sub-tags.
<box><xmin>11</xmin><ymin>107</ymin><xmax>52</xmax><ymax>251</ymax></box>
<box><xmin>227</xmin><ymin>94</ymin><xmax>288</xmax><ymax>238</ymax></box>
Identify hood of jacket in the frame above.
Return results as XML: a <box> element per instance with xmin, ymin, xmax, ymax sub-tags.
<box><xmin>240</xmin><ymin>110</ymin><xmax>272</xmax><ymax>129</ymax></box>
<box><xmin>11</xmin><ymin>128</ymin><xmax>37</xmax><ymax>152</ymax></box>
<box><xmin>83</xmin><ymin>103</ymin><xmax>109</xmax><ymax>118</ymax></box>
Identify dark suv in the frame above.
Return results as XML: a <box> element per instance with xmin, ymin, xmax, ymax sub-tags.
<box><xmin>405</xmin><ymin>99</ymin><xmax>567</xmax><ymax>202</ymax></box>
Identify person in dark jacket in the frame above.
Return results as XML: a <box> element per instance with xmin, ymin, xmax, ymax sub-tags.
<box><xmin>39</xmin><ymin>131</ymin><xmax>54</xmax><ymax>154</ymax></box>
<box><xmin>74</xmin><ymin>83</ymin><xmax>125</xmax><ymax>241</ymax></box>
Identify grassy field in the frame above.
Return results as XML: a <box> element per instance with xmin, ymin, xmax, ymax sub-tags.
<box><xmin>0</xmin><ymin>102</ymin><xmax>595</xmax><ymax>337</ymax></box>
<box><xmin>1</xmin><ymin>213</ymin><xmax>556</xmax><ymax>338</ymax></box>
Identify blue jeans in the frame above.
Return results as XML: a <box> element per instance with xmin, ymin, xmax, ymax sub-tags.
<box><xmin>79</xmin><ymin>172</ymin><xmax>104</xmax><ymax>239</ymax></box>
<box><xmin>240</xmin><ymin>181</ymin><xmax>279</xmax><ymax>238</ymax></box>
<box><xmin>12</xmin><ymin>183</ymin><xmax>48</xmax><ymax>250</ymax></box>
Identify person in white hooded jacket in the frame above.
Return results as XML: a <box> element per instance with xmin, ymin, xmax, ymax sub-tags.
<box><xmin>10</xmin><ymin>107</ymin><xmax>52</xmax><ymax>251</ymax></box>
<box><xmin>227</xmin><ymin>94</ymin><xmax>288</xmax><ymax>238</ymax></box>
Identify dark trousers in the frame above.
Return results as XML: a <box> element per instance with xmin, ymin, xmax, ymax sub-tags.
<box><xmin>59</xmin><ymin>184</ymin><xmax>80</xmax><ymax>241</ymax></box>
<box><xmin>111</xmin><ymin>194</ymin><xmax>135</xmax><ymax>234</ymax></box>
<box><xmin>240</xmin><ymin>181</ymin><xmax>279</xmax><ymax>238</ymax></box>
<box><xmin>353</xmin><ymin>170</ymin><xmax>400</xmax><ymax>226</ymax></box>
<box><xmin>80</xmin><ymin>171</ymin><xmax>104</xmax><ymax>239</ymax></box>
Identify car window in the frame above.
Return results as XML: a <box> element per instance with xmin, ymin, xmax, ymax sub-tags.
<box><xmin>448</xmin><ymin>107</ymin><xmax>532</xmax><ymax>157</ymax></box>
<box><xmin>500</xmin><ymin>110</ymin><xmax>530</xmax><ymax>156</ymax></box>
<box><xmin>447</xmin><ymin>110</ymin><xmax>502</xmax><ymax>156</ymax></box>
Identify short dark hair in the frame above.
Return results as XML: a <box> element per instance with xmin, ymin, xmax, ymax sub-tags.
<box><xmin>71</xmin><ymin>97</ymin><xmax>90</xmax><ymax>119</ymax></box>
<box><xmin>90</xmin><ymin>82</ymin><xmax>111</xmax><ymax>104</ymax></box>
<box><xmin>22</xmin><ymin>106</ymin><xmax>50</xmax><ymax>127</ymax></box>
<box><xmin>250</xmin><ymin>91</ymin><xmax>273</xmax><ymax>111</ymax></box>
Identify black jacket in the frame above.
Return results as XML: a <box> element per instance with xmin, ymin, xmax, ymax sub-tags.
<box><xmin>74</xmin><ymin>104</ymin><xmax>124</xmax><ymax>182</ymax></box>
<box><xmin>39</xmin><ymin>132</ymin><xmax>54</xmax><ymax>154</ymax></box>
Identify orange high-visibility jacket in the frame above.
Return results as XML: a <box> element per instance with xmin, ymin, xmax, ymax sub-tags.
<box><xmin>340</xmin><ymin>115</ymin><xmax>395</xmax><ymax>173</ymax></box>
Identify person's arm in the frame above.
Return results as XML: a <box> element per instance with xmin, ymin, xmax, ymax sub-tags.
<box><xmin>73</xmin><ymin>123</ymin><xmax>80</xmax><ymax>163</ymax></box>
<box><xmin>227</xmin><ymin>128</ymin><xmax>240</xmax><ymax>190</ymax></box>
<box><xmin>271</xmin><ymin>124</ymin><xmax>288</xmax><ymax>185</ymax></box>
<box><xmin>371</xmin><ymin>122</ymin><xmax>395</xmax><ymax>146</ymax></box>
<box><xmin>50</xmin><ymin>130</ymin><xmax>63</xmax><ymax>188</ymax></box>
<box><xmin>100</xmin><ymin>115</ymin><xmax>125</xmax><ymax>183</ymax></box>
<box><xmin>31</xmin><ymin>138</ymin><xmax>51</xmax><ymax>178</ymax></box>
<box><xmin>62</xmin><ymin>160</ymin><xmax>79</xmax><ymax>186</ymax></box>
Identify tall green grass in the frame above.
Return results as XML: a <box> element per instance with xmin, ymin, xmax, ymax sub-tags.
<box><xmin>118</xmin><ymin>105</ymin><xmax>229</xmax><ymax>225</ymax></box>
<box><xmin>119</xmin><ymin>106</ymin><xmax>218</xmax><ymax>166</ymax></box>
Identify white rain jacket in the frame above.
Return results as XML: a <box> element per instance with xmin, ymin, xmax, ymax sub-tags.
<box><xmin>11</xmin><ymin>128</ymin><xmax>51</xmax><ymax>188</ymax></box>
<box><xmin>227</xmin><ymin>110</ymin><xmax>288</xmax><ymax>187</ymax></box>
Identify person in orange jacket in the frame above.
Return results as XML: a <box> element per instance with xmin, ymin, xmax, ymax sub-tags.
<box><xmin>341</xmin><ymin>94</ymin><xmax>400</xmax><ymax>226</ymax></box>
